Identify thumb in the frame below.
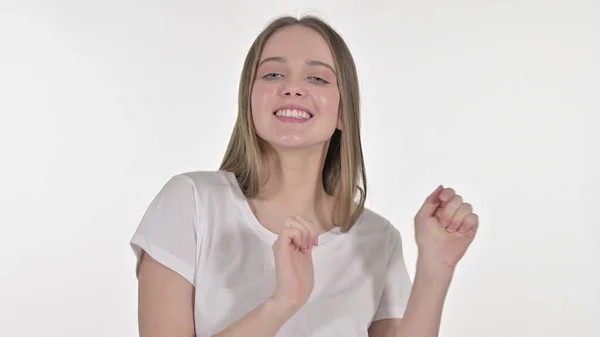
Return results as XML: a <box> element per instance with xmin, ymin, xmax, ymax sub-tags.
<box><xmin>416</xmin><ymin>185</ymin><xmax>444</xmax><ymax>218</ymax></box>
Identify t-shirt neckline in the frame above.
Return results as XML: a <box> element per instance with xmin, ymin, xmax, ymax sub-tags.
<box><xmin>221</xmin><ymin>170</ymin><xmax>342</xmax><ymax>246</ymax></box>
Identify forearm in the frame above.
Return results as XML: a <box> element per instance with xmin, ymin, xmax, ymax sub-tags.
<box><xmin>396</xmin><ymin>258</ymin><xmax>454</xmax><ymax>337</ymax></box>
<box><xmin>212</xmin><ymin>297</ymin><xmax>295</xmax><ymax>337</ymax></box>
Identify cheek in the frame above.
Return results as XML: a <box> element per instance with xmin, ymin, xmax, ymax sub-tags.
<box><xmin>250</xmin><ymin>84</ymin><xmax>265</xmax><ymax>124</ymax></box>
<box><xmin>316</xmin><ymin>87</ymin><xmax>341</xmax><ymax>118</ymax></box>
<box><xmin>251</xmin><ymin>83</ymin><xmax>276</xmax><ymax>116</ymax></box>
<box><xmin>250</xmin><ymin>83</ymin><xmax>262</xmax><ymax>110</ymax></box>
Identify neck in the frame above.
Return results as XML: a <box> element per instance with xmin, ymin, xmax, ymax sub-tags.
<box><xmin>256</xmin><ymin>144</ymin><xmax>331</xmax><ymax>214</ymax></box>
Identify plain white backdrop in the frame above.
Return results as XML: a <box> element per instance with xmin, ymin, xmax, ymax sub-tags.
<box><xmin>1</xmin><ymin>0</ymin><xmax>598</xmax><ymax>336</ymax></box>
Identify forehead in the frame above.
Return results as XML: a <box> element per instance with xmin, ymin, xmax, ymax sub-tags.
<box><xmin>260</xmin><ymin>25</ymin><xmax>334</xmax><ymax>65</ymax></box>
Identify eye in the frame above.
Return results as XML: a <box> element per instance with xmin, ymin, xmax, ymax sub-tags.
<box><xmin>263</xmin><ymin>73</ymin><xmax>282</xmax><ymax>79</ymax></box>
<box><xmin>308</xmin><ymin>76</ymin><xmax>329</xmax><ymax>84</ymax></box>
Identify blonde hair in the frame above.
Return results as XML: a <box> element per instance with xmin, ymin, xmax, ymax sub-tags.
<box><xmin>219</xmin><ymin>15</ymin><xmax>367</xmax><ymax>232</ymax></box>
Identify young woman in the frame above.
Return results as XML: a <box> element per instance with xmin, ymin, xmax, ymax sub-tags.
<box><xmin>130</xmin><ymin>15</ymin><xmax>479</xmax><ymax>337</ymax></box>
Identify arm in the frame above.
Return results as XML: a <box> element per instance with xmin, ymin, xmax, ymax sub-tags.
<box><xmin>214</xmin><ymin>216</ymin><xmax>318</xmax><ymax>337</ymax></box>
<box><xmin>368</xmin><ymin>259</ymin><xmax>454</xmax><ymax>337</ymax></box>
<box><xmin>211</xmin><ymin>298</ymin><xmax>294</xmax><ymax>337</ymax></box>
<box><xmin>133</xmin><ymin>175</ymin><xmax>199</xmax><ymax>337</ymax></box>
<box><xmin>138</xmin><ymin>253</ymin><xmax>195</xmax><ymax>337</ymax></box>
<box><xmin>134</xmin><ymin>177</ymin><xmax>315</xmax><ymax>337</ymax></box>
<box><xmin>138</xmin><ymin>253</ymin><xmax>295</xmax><ymax>337</ymax></box>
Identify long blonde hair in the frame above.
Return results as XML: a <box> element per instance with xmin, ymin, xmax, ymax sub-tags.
<box><xmin>219</xmin><ymin>15</ymin><xmax>367</xmax><ymax>232</ymax></box>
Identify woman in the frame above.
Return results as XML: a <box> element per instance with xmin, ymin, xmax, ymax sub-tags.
<box><xmin>130</xmin><ymin>15</ymin><xmax>479</xmax><ymax>337</ymax></box>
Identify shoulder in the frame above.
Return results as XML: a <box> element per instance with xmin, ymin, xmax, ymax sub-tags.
<box><xmin>174</xmin><ymin>170</ymin><xmax>232</xmax><ymax>188</ymax></box>
<box><xmin>152</xmin><ymin>170</ymin><xmax>238</xmax><ymax>205</ymax></box>
<box><xmin>352</xmin><ymin>207</ymin><xmax>405</xmax><ymax>249</ymax></box>
<box><xmin>354</xmin><ymin>207</ymin><xmax>401</xmax><ymax>236</ymax></box>
<box><xmin>161</xmin><ymin>170</ymin><xmax>237</xmax><ymax>194</ymax></box>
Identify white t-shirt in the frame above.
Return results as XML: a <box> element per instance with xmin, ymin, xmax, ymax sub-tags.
<box><xmin>130</xmin><ymin>171</ymin><xmax>412</xmax><ymax>337</ymax></box>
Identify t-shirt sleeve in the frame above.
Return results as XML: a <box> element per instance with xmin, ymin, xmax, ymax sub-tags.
<box><xmin>130</xmin><ymin>174</ymin><xmax>198</xmax><ymax>285</ymax></box>
<box><xmin>372</xmin><ymin>226</ymin><xmax>413</xmax><ymax>321</ymax></box>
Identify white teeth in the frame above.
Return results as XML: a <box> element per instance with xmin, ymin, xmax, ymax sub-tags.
<box><xmin>274</xmin><ymin>109</ymin><xmax>311</xmax><ymax>119</ymax></box>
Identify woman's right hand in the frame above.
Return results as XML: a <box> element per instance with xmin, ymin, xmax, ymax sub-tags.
<box><xmin>270</xmin><ymin>215</ymin><xmax>319</xmax><ymax>315</ymax></box>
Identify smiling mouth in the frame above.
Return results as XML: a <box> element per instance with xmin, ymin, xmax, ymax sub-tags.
<box><xmin>273</xmin><ymin>109</ymin><xmax>313</xmax><ymax>119</ymax></box>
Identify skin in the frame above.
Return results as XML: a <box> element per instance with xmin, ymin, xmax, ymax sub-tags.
<box><xmin>136</xmin><ymin>25</ymin><xmax>479</xmax><ymax>337</ymax></box>
<box><xmin>248</xmin><ymin>25</ymin><xmax>342</xmax><ymax>237</ymax></box>
<box><xmin>251</xmin><ymin>25</ymin><xmax>341</xmax><ymax>150</ymax></box>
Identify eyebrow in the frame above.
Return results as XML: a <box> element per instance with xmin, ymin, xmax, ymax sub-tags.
<box><xmin>258</xmin><ymin>56</ymin><xmax>337</xmax><ymax>74</ymax></box>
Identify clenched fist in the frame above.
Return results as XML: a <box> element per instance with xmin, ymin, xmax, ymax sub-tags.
<box><xmin>270</xmin><ymin>216</ymin><xmax>319</xmax><ymax>314</ymax></box>
<box><xmin>414</xmin><ymin>185</ymin><xmax>480</xmax><ymax>269</ymax></box>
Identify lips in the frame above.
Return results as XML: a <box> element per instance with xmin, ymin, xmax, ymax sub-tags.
<box><xmin>273</xmin><ymin>108</ymin><xmax>313</xmax><ymax>119</ymax></box>
<box><xmin>273</xmin><ymin>104</ymin><xmax>313</xmax><ymax>118</ymax></box>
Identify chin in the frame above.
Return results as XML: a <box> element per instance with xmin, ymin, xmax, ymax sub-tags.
<box><xmin>262</xmin><ymin>136</ymin><xmax>328</xmax><ymax>151</ymax></box>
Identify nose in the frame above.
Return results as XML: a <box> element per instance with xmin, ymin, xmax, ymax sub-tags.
<box><xmin>279</xmin><ymin>76</ymin><xmax>306</xmax><ymax>97</ymax></box>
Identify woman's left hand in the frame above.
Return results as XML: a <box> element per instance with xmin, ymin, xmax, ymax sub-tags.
<box><xmin>414</xmin><ymin>185</ymin><xmax>479</xmax><ymax>270</ymax></box>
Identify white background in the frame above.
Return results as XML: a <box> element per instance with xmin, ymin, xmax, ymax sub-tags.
<box><xmin>1</xmin><ymin>0</ymin><xmax>598</xmax><ymax>336</ymax></box>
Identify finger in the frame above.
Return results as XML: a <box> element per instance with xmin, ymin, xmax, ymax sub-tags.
<box><xmin>278</xmin><ymin>225</ymin><xmax>304</xmax><ymax>250</ymax></box>
<box><xmin>439</xmin><ymin>187</ymin><xmax>456</xmax><ymax>207</ymax></box>
<box><xmin>416</xmin><ymin>185</ymin><xmax>444</xmax><ymax>218</ymax></box>
<box><xmin>458</xmin><ymin>213</ymin><xmax>479</xmax><ymax>235</ymax></box>
<box><xmin>293</xmin><ymin>216</ymin><xmax>318</xmax><ymax>247</ymax></box>
<box><xmin>283</xmin><ymin>217</ymin><xmax>310</xmax><ymax>249</ymax></box>
<box><xmin>438</xmin><ymin>194</ymin><xmax>463</xmax><ymax>230</ymax></box>
<box><xmin>294</xmin><ymin>215</ymin><xmax>312</xmax><ymax>249</ymax></box>
<box><xmin>449</xmin><ymin>202</ymin><xmax>473</xmax><ymax>233</ymax></box>
<box><xmin>285</xmin><ymin>220</ymin><xmax>307</xmax><ymax>249</ymax></box>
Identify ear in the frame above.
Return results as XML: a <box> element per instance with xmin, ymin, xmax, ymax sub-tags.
<box><xmin>336</xmin><ymin>110</ymin><xmax>343</xmax><ymax>130</ymax></box>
